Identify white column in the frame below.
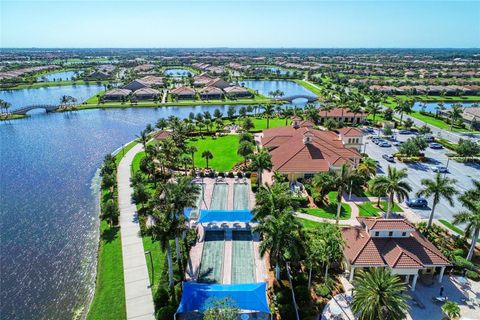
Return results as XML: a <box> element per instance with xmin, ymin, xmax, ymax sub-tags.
<box><xmin>438</xmin><ymin>266</ymin><xmax>446</xmax><ymax>283</ymax></box>
<box><xmin>349</xmin><ymin>266</ymin><xmax>355</xmax><ymax>282</ymax></box>
<box><xmin>411</xmin><ymin>274</ymin><xmax>419</xmax><ymax>292</ymax></box>
<box><xmin>405</xmin><ymin>275</ymin><xmax>411</xmax><ymax>283</ymax></box>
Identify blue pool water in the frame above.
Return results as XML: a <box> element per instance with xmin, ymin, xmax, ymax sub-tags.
<box><xmin>37</xmin><ymin>71</ymin><xmax>80</xmax><ymax>82</ymax></box>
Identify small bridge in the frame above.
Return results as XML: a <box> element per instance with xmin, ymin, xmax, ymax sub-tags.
<box><xmin>12</xmin><ymin>104</ymin><xmax>60</xmax><ymax>115</ymax></box>
<box><xmin>282</xmin><ymin>95</ymin><xmax>318</xmax><ymax>103</ymax></box>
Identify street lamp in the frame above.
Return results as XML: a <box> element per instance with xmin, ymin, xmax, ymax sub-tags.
<box><xmin>363</xmin><ymin>142</ymin><xmax>369</xmax><ymax>154</ymax></box>
<box><xmin>145</xmin><ymin>251</ymin><xmax>154</xmax><ymax>287</ymax></box>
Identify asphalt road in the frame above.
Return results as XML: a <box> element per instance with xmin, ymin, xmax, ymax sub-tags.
<box><xmin>364</xmin><ymin>128</ymin><xmax>480</xmax><ymax>223</ymax></box>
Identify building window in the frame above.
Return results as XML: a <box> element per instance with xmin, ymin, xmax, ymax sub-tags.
<box><xmin>402</xmin><ymin>232</ymin><xmax>406</xmax><ymax>236</ymax></box>
<box><xmin>388</xmin><ymin>231</ymin><xmax>393</xmax><ymax>237</ymax></box>
<box><xmin>374</xmin><ymin>231</ymin><xmax>379</xmax><ymax>237</ymax></box>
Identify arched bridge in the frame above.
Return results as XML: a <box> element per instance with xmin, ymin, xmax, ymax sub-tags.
<box><xmin>12</xmin><ymin>104</ymin><xmax>60</xmax><ymax>115</ymax></box>
<box><xmin>282</xmin><ymin>95</ymin><xmax>318</xmax><ymax>103</ymax></box>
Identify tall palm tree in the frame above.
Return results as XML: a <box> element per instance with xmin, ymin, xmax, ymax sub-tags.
<box><xmin>370</xmin><ymin>166</ymin><xmax>411</xmax><ymax>218</ymax></box>
<box><xmin>332</xmin><ymin>164</ymin><xmax>356</xmax><ymax>223</ymax></box>
<box><xmin>201</xmin><ymin>150</ymin><xmax>213</xmax><ymax>169</ymax></box>
<box><xmin>417</xmin><ymin>173</ymin><xmax>458</xmax><ymax>228</ymax></box>
<box><xmin>237</xmin><ymin>141</ymin><xmax>254</xmax><ymax>166</ymax></box>
<box><xmin>449</xmin><ymin>104</ymin><xmax>463</xmax><ymax>131</ymax></box>
<box><xmin>366</xmin><ymin>101</ymin><xmax>382</xmax><ymax>124</ymax></box>
<box><xmin>394</xmin><ymin>98</ymin><xmax>414</xmax><ymax>125</ymax></box>
<box><xmin>248</xmin><ymin>148</ymin><xmax>272</xmax><ymax>187</ymax></box>
<box><xmin>348</xmin><ymin>104</ymin><xmax>362</xmax><ymax>124</ymax></box>
<box><xmin>136</xmin><ymin>129</ymin><xmax>149</xmax><ymax>151</ymax></box>
<box><xmin>453</xmin><ymin>180</ymin><xmax>480</xmax><ymax>261</ymax></box>
<box><xmin>253</xmin><ymin>210</ymin><xmax>303</xmax><ymax>280</ymax></box>
<box><xmin>356</xmin><ymin>157</ymin><xmax>377</xmax><ymax>180</ymax></box>
<box><xmin>187</xmin><ymin>145</ymin><xmax>197</xmax><ymax>171</ymax></box>
<box><xmin>351</xmin><ymin>268</ymin><xmax>409</xmax><ymax>320</ymax></box>
<box><xmin>262</xmin><ymin>104</ymin><xmax>275</xmax><ymax>129</ymax></box>
<box><xmin>148</xmin><ymin>209</ymin><xmax>175</xmax><ymax>288</ymax></box>
<box><xmin>253</xmin><ymin>182</ymin><xmax>295</xmax><ymax>220</ymax></box>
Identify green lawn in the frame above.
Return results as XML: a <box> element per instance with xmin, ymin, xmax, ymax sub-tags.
<box><xmin>300</xmin><ymin>192</ymin><xmax>352</xmax><ymax>220</ymax></box>
<box><xmin>251</xmin><ymin>117</ymin><xmax>288</xmax><ymax>130</ymax></box>
<box><xmin>357</xmin><ymin>201</ymin><xmax>403</xmax><ymax>217</ymax></box>
<box><xmin>114</xmin><ymin>140</ymin><xmax>138</xmax><ymax>166</ymax></box>
<box><xmin>1</xmin><ymin>80</ymin><xmax>110</xmax><ymax>90</ymax></box>
<box><xmin>297</xmin><ymin>218</ymin><xmax>324</xmax><ymax>229</ymax></box>
<box><xmin>293</xmin><ymin>79</ymin><xmax>323</xmax><ymax>96</ymax></box>
<box><xmin>142</xmin><ymin>236</ymin><xmax>170</xmax><ymax>290</ymax></box>
<box><xmin>187</xmin><ymin>135</ymin><xmax>243</xmax><ymax>171</ymax></box>
<box><xmin>131</xmin><ymin>150</ymin><xmax>146</xmax><ymax>173</ymax></box>
<box><xmin>86</xmin><ymin>221</ymin><xmax>126</xmax><ymax>320</ymax></box>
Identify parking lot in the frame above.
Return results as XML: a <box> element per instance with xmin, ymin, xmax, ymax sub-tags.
<box><xmin>364</xmin><ymin>128</ymin><xmax>480</xmax><ymax>224</ymax></box>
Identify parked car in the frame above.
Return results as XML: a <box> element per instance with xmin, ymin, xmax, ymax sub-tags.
<box><xmin>379</xmin><ymin>141</ymin><xmax>392</xmax><ymax>147</ymax></box>
<box><xmin>363</xmin><ymin>127</ymin><xmax>375</xmax><ymax>134</ymax></box>
<box><xmin>392</xmin><ymin>141</ymin><xmax>403</xmax><ymax>146</ymax></box>
<box><xmin>399</xmin><ymin>129</ymin><xmax>411</xmax><ymax>134</ymax></box>
<box><xmin>432</xmin><ymin>166</ymin><xmax>448</xmax><ymax>173</ymax></box>
<box><xmin>424</xmin><ymin>135</ymin><xmax>435</xmax><ymax>142</ymax></box>
<box><xmin>382</xmin><ymin>154</ymin><xmax>395</xmax><ymax>162</ymax></box>
<box><xmin>372</xmin><ymin>138</ymin><xmax>381</xmax><ymax>144</ymax></box>
<box><xmin>406</xmin><ymin>198</ymin><xmax>428</xmax><ymax>208</ymax></box>
<box><xmin>429</xmin><ymin>142</ymin><xmax>443</xmax><ymax>149</ymax></box>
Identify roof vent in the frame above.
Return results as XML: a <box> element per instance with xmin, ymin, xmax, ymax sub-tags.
<box><xmin>303</xmin><ymin>131</ymin><xmax>314</xmax><ymax>144</ymax></box>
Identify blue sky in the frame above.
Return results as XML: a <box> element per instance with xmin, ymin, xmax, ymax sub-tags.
<box><xmin>1</xmin><ymin>1</ymin><xmax>479</xmax><ymax>48</ymax></box>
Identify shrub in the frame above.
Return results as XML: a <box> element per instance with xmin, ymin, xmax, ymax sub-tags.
<box><xmin>466</xmin><ymin>270</ymin><xmax>480</xmax><ymax>281</ymax></box>
<box><xmin>218</xmin><ymin>171</ymin><xmax>225</xmax><ymax>177</ymax></box>
<box><xmin>245</xmin><ymin>171</ymin><xmax>252</xmax><ymax>178</ymax></box>
<box><xmin>156</xmin><ymin>305</ymin><xmax>176</xmax><ymax>320</ymax></box>
<box><xmin>276</xmin><ymin>290</ymin><xmax>290</xmax><ymax>305</ymax></box>
<box><xmin>315</xmin><ymin>284</ymin><xmax>331</xmax><ymax>298</ymax></box>
<box><xmin>453</xmin><ymin>255</ymin><xmax>476</xmax><ymax>271</ymax></box>
<box><xmin>153</xmin><ymin>287</ymin><xmax>169</xmax><ymax>308</ymax></box>
<box><xmin>279</xmin><ymin>304</ymin><xmax>296</xmax><ymax>320</ymax></box>
<box><xmin>294</xmin><ymin>272</ymin><xmax>308</xmax><ymax>286</ymax></box>
<box><xmin>208</xmin><ymin>171</ymin><xmax>215</xmax><ymax>178</ymax></box>
<box><xmin>228</xmin><ymin>171</ymin><xmax>235</xmax><ymax>178</ymax></box>
<box><xmin>294</xmin><ymin>285</ymin><xmax>310</xmax><ymax>305</ymax></box>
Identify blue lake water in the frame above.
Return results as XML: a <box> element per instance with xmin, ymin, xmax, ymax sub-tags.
<box><xmin>256</xmin><ymin>67</ymin><xmax>288</xmax><ymax>75</ymax></box>
<box><xmin>0</xmin><ymin>79</ymin><xmax>310</xmax><ymax>319</ymax></box>
<box><xmin>0</xmin><ymin>84</ymin><xmax>104</xmax><ymax>110</ymax></box>
<box><xmin>37</xmin><ymin>71</ymin><xmax>80</xmax><ymax>82</ymax></box>
<box><xmin>242</xmin><ymin>79</ymin><xmax>315</xmax><ymax>98</ymax></box>
<box><xmin>413</xmin><ymin>101</ymin><xmax>477</xmax><ymax>113</ymax></box>
<box><xmin>164</xmin><ymin>68</ymin><xmax>192</xmax><ymax>77</ymax></box>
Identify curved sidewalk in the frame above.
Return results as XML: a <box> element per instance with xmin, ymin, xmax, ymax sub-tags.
<box><xmin>117</xmin><ymin>143</ymin><xmax>155</xmax><ymax>320</ymax></box>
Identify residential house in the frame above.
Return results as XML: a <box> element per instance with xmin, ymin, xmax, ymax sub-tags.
<box><xmin>205</xmin><ymin>77</ymin><xmax>230</xmax><ymax>89</ymax></box>
<box><xmin>193</xmin><ymin>73</ymin><xmax>214</xmax><ymax>87</ymax></box>
<box><xmin>439</xmin><ymin>106</ymin><xmax>480</xmax><ymax>130</ymax></box>
<box><xmin>224</xmin><ymin>86</ymin><xmax>253</xmax><ymax>98</ymax></box>
<box><xmin>342</xmin><ymin>218</ymin><xmax>451</xmax><ymax>291</ymax></box>
<box><xmin>199</xmin><ymin>86</ymin><xmax>223</xmax><ymax>100</ymax></box>
<box><xmin>318</xmin><ymin>107</ymin><xmax>367</xmax><ymax>124</ymax></box>
<box><xmin>170</xmin><ymin>86</ymin><xmax>196</xmax><ymax>100</ymax></box>
<box><xmin>133</xmin><ymin>87</ymin><xmax>160</xmax><ymax>100</ymax></box>
<box><xmin>103</xmin><ymin>88</ymin><xmax>131</xmax><ymax>101</ymax></box>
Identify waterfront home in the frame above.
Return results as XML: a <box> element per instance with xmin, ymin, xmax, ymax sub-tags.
<box><xmin>85</xmin><ymin>70</ymin><xmax>110</xmax><ymax>80</ymax></box>
<box><xmin>170</xmin><ymin>86</ymin><xmax>196</xmax><ymax>100</ymax></box>
<box><xmin>133</xmin><ymin>87</ymin><xmax>160</xmax><ymax>100</ymax></box>
<box><xmin>342</xmin><ymin>218</ymin><xmax>450</xmax><ymax>291</ymax></box>
<box><xmin>260</xmin><ymin>118</ymin><xmax>362</xmax><ymax>181</ymax></box>
<box><xmin>139</xmin><ymin>75</ymin><xmax>164</xmax><ymax>87</ymax></box>
<box><xmin>103</xmin><ymin>88</ymin><xmax>131</xmax><ymax>101</ymax></box>
<box><xmin>192</xmin><ymin>73</ymin><xmax>214</xmax><ymax>86</ymax></box>
<box><xmin>439</xmin><ymin>106</ymin><xmax>480</xmax><ymax>130</ymax></box>
<box><xmin>123</xmin><ymin>79</ymin><xmax>149</xmax><ymax>91</ymax></box>
<box><xmin>318</xmin><ymin>107</ymin><xmax>367</xmax><ymax>125</ymax></box>
<box><xmin>205</xmin><ymin>77</ymin><xmax>230</xmax><ymax>89</ymax></box>
<box><xmin>199</xmin><ymin>86</ymin><xmax>223</xmax><ymax>100</ymax></box>
<box><xmin>133</xmin><ymin>64</ymin><xmax>156</xmax><ymax>73</ymax></box>
<box><xmin>224</xmin><ymin>85</ymin><xmax>253</xmax><ymax>98</ymax></box>
<box><xmin>152</xmin><ymin>130</ymin><xmax>172</xmax><ymax>141</ymax></box>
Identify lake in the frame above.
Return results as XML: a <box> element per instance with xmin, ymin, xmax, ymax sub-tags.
<box><xmin>256</xmin><ymin>67</ymin><xmax>288</xmax><ymax>75</ymax></box>
<box><xmin>241</xmin><ymin>80</ymin><xmax>315</xmax><ymax>98</ymax></box>
<box><xmin>0</xmin><ymin>84</ymin><xmax>104</xmax><ymax>111</ymax></box>
<box><xmin>164</xmin><ymin>68</ymin><xmax>192</xmax><ymax>77</ymax></box>
<box><xmin>413</xmin><ymin>101</ymin><xmax>477</xmax><ymax>113</ymax></box>
<box><xmin>37</xmin><ymin>71</ymin><xmax>81</xmax><ymax>82</ymax></box>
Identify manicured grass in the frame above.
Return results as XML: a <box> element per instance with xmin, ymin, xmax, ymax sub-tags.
<box><xmin>251</xmin><ymin>117</ymin><xmax>288</xmax><ymax>130</ymax></box>
<box><xmin>1</xmin><ymin>80</ymin><xmax>111</xmax><ymax>90</ymax></box>
<box><xmin>0</xmin><ymin>114</ymin><xmax>29</xmax><ymax>121</ymax></box>
<box><xmin>357</xmin><ymin>201</ymin><xmax>403</xmax><ymax>217</ymax></box>
<box><xmin>300</xmin><ymin>192</ymin><xmax>352</xmax><ymax>220</ymax></box>
<box><xmin>114</xmin><ymin>140</ymin><xmax>138</xmax><ymax>166</ymax></box>
<box><xmin>293</xmin><ymin>79</ymin><xmax>323</xmax><ymax>96</ymax></box>
<box><xmin>187</xmin><ymin>135</ymin><xmax>243</xmax><ymax>171</ymax></box>
<box><xmin>131</xmin><ymin>150</ymin><xmax>146</xmax><ymax>173</ymax></box>
<box><xmin>297</xmin><ymin>218</ymin><xmax>324</xmax><ymax>229</ymax></box>
<box><xmin>439</xmin><ymin>219</ymin><xmax>464</xmax><ymax>236</ymax></box>
<box><xmin>395</xmin><ymin>95</ymin><xmax>480</xmax><ymax>103</ymax></box>
<box><xmin>86</xmin><ymin>221</ymin><xmax>126</xmax><ymax>320</ymax></box>
<box><xmin>142</xmin><ymin>236</ymin><xmax>170</xmax><ymax>291</ymax></box>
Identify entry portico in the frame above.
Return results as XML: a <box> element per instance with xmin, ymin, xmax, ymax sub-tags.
<box><xmin>342</xmin><ymin>218</ymin><xmax>450</xmax><ymax>291</ymax></box>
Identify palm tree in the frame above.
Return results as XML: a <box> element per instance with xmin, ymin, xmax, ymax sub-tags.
<box><xmin>262</xmin><ymin>104</ymin><xmax>275</xmax><ymax>129</ymax></box>
<box><xmin>148</xmin><ymin>209</ymin><xmax>175</xmax><ymax>288</ymax></box>
<box><xmin>348</xmin><ymin>104</ymin><xmax>362</xmax><ymax>124</ymax></box>
<box><xmin>417</xmin><ymin>173</ymin><xmax>458</xmax><ymax>228</ymax></box>
<box><xmin>180</xmin><ymin>155</ymin><xmax>192</xmax><ymax>175</ymax></box>
<box><xmin>370</xmin><ymin>166</ymin><xmax>411</xmax><ymax>218</ymax></box>
<box><xmin>453</xmin><ymin>180</ymin><xmax>480</xmax><ymax>260</ymax></box>
<box><xmin>332</xmin><ymin>164</ymin><xmax>356</xmax><ymax>223</ymax></box>
<box><xmin>136</xmin><ymin>129</ymin><xmax>149</xmax><ymax>151</ymax></box>
<box><xmin>253</xmin><ymin>182</ymin><xmax>296</xmax><ymax>220</ymax></box>
<box><xmin>187</xmin><ymin>145</ymin><xmax>197</xmax><ymax>171</ymax></box>
<box><xmin>351</xmin><ymin>268</ymin><xmax>409</xmax><ymax>320</ymax></box>
<box><xmin>201</xmin><ymin>150</ymin><xmax>213</xmax><ymax>169</ymax></box>
<box><xmin>237</xmin><ymin>141</ymin><xmax>254</xmax><ymax>166</ymax></box>
<box><xmin>449</xmin><ymin>104</ymin><xmax>463</xmax><ymax>131</ymax></box>
<box><xmin>253</xmin><ymin>210</ymin><xmax>303</xmax><ymax>280</ymax></box>
<box><xmin>366</xmin><ymin>101</ymin><xmax>382</xmax><ymax>124</ymax></box>
<box><xmin>156</xmin><ymin>118</ymin><xmax>168</xmax><ymax>130</ymax></box>
<box><xmin>356</xmin><ymin>157</ymin><xmax>377</xmax><ymax>180</ymax></box>
<box><xmin>394</xmin><ymin>98</ymin><xmax>414</xmax><ymax>125</ymax></box>
<box><xmin>248</xmin><ymin>148</ymin><xmax>272</xmax><ymax>187</ymax></box>
<box><xmin>442</xmin><ymin>301</ymin><xmax>461</xmax><ymax>320</ymax></box>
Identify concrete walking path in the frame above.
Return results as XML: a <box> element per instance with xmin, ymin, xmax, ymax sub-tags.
<box><xmin>117</xmin><ymin>143</ymin><xmax>155</xmax><ymax>320</ymax></box>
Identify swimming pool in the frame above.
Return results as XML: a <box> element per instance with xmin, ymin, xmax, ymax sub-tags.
<box><xmin>198</xmin><ymin>231</ymin><xmax>225</xmax><ymax>284</ymax></box>
<box><xmin>210</xmin><ymin>183</ymin><xmax>228</xmax><ymax>210</ymax></box>
<box><xmin>231</xmin><ymin>231</ymin><xmax>255</xmax><ymax>284</ymax></box>
<box><xmin>233</xmin><ymin>183</ymin><xmax>250</xmax><ymax>210</ymax></box>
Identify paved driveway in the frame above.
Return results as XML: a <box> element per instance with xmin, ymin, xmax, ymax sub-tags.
<box><xmin>364</xmin><ymin>129</ymin><xmax>480</xmax><ymax>224</ymax></box>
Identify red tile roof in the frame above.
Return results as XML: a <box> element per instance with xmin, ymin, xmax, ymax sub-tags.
<box><xmin>342</xmin><ymin>223</ymin><xmax>450</xmax><ymax>268</ymax></box>
<box><xmin>153</xmin><ymin>130</ymin><xmax>171</xmax><ymax>140</ymax></box>
<box><xmin>361</xmin><ymin>218</ymin><xmax>415</xmax><ymax>231</ymax></box>
<box><xmin>319</xmin><ymin>107</ymin><xmax>367</xmax><ymax>118</ymax></box>
<box><xmin>338</xmin><ymin>127</ymin><xmax>363</xmax><ymax>137</ymax></box>
<box><xmin>170</xmin><ymin>86</ymin><xmax>195</xmax><ymax>95</ymax></box>
<box><xmin>261</xmin><ymin>126</ymin><xmax>361</xmax><ymax>173</ymax></box>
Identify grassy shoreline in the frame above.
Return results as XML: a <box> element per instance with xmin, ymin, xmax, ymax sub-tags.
<box><xmin>0</xmin><ymin>114</ymin><xmax>29</xmax><ymax>121</ymax></box>
<box><xmin>87</xmin><ymin>140</ymin><xmax>138</xmax><ymax>320</ymax></box>
<box><xmin>1</xmin><ymin>80</ymin><xmax>112</xmax><ymax>90</ymax></box>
